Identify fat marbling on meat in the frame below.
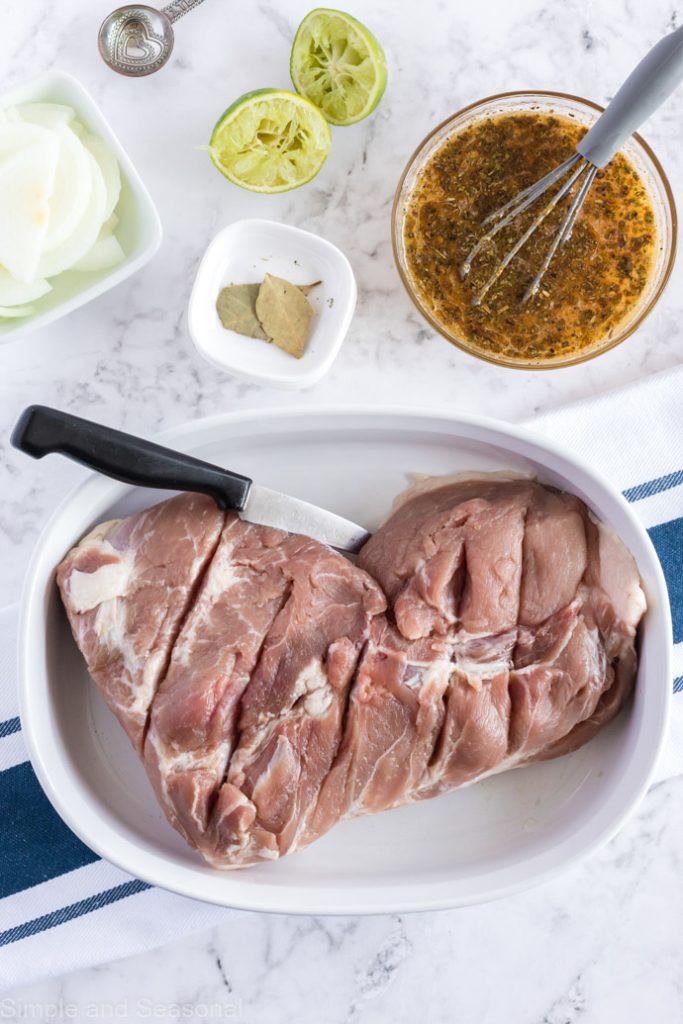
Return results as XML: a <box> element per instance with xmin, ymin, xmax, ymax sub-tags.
<box><xmin>57</xmin><ymin>476</ymin><xmax>646</xmax><ymax>868</ymax></box>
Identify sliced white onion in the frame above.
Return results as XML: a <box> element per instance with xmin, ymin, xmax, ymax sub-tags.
<box><xmin>0</xmin><ymin>120</ymin><xmax>54</xmax><ymax>157</ymax></box>
<box><xmin>41</xmin><ymin>124</ymin><xmax>94</xmax><ymax>253</ymax></box>
<box><xmin>18</xmin><ymin>103</ymin><xmax>75</xmax><ymax>130</ymax></box>
<box><xmin>0</xmin><ymin>134</ymin><xmax>59</xmax><ymax>283</ymax></box>
<box><xmin>0</xmin><ymin>107</ymin><xmax>21</xmax><ymax>124</ymax></box>
<box><xmin>0</xmin><ymin>104</ymin><xmax>124</xmax><ymax>298</ymax></box>
<box><xmin>102</xmin><ymin>213</ymin><xmax>120</xmax><ymax>234</ymax></box>
<box><xmin>82</xmin><ymin>131</ymin><xmax>121</xmax><ymax>223</ymax></box>
<box><xmin>74</xmin><ymin>233</ymin><xmax>125</xmax><ymax>273</ymax></box>
<box><xmin>0</xmin><ymin>303</ymin><xmax>35</xmax><ymax>318</ymax></box>
<box><xmin>17</xmin><ymin>106</ymin><xmax>95</xmax><ymax>254</ymax></box>
<box><xmin>37</xmin><ymin>147</ymin><xmax>107</xmax><ymax>279</ymax></box>
<box><xmin>0</xmin><ymin>270</ymin><xmax>51</xmax><ymax>306</ymax></box>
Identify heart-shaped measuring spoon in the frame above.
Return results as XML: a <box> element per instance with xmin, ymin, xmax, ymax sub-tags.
<box><xmin>98</xmin><ymin>0</ymin><xmax>207</xmax><ymax>77</ymax></box>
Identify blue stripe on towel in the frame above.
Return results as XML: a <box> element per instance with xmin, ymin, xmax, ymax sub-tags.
<box><xmin>0</xmin><ymin>717</ymin><xmax>20</xmax><ymax>739</ymax></box>
<box><xmin>647</xmin><ymin>518</ymin><xmax>683</xmax><ymax>644</ymax></box>
<box><xmin>674</xmin><ymin>677</ymin><xmax>683</xmax><ymax>694</ymax></box>
<box><xmin>0</xmin><ymin>761</ymin><xmax>99</xmax><ymax>900</ymax></box>
<box><xmin>623</xmin><ymin>470</ymin><xmax>683</xmax><ymax>502</ymax></box>
<box><xmin>0</xmin><ymin>879</ymin><xmax>151</xmax><ymax>948</ymax></box>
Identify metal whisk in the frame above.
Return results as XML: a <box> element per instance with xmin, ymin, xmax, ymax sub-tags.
<box><xmin>461</xmin><ymin>25</ymin><xmax>683</xmax><ymax>307</ymax></box>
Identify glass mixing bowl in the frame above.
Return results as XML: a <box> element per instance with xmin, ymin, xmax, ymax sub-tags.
<box><xmin>392</xmin><ymin>91</ymin><xmax>677</xmax><ymax>369</ymax></box>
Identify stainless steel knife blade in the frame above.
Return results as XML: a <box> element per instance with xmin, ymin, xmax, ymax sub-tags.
<box><xmin>243</xmin><ymin>484</ymin><xmax>371</xmax><ymax>553</ymax></box>
<box><xmin>10</xmin><ymin>405</ymin><xmax>371</xmax><ymax>553</ymax></box>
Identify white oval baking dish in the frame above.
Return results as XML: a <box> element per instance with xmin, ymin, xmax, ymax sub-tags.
<box><xmin>18</xmin><ymin>409</ymin><xmax>671</xmax><ymax>913</ymax></box>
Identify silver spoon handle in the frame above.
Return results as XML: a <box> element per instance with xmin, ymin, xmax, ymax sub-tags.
<box><xmin>578</xmin><ymin>24</ymin><xmax>683</xmax><ymax>167</ymax></box>
<box><xmin>162</xmin><ymin>0</ymin><xmax>206</xmax><ymax>24</ymax></box>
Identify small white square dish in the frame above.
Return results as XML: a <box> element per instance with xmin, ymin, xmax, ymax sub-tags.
<box><xmin>188</xmin><ymin>219</ymin><xmax>357</xmax><ymax>389</ymax></box>
<box><xmin>0</xmin><ymin>70</ymin><xmax>162</xmax><ymax>341</ymax></box>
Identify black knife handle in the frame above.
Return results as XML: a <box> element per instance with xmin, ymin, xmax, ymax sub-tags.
<box><xmin>11</xmin><ymin>405</ymin><xmax>252</xmax><ymax>512</ymax></box>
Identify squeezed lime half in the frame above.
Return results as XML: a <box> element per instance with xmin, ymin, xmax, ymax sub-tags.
<box><xmin>290</xmin><ymin>9</ymin><xmax>387</xmax><ymax>126</ymax></box>
<box><xmin>209</xmin><ymin>88</ymin><xmax>332</xmax><ymax>193</ymax></box>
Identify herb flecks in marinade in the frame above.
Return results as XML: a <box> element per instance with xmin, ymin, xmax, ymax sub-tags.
<box><xmin>403</xmin><ymin>112</ymin><xmax>657</xmax><ymax>363</ymax></box>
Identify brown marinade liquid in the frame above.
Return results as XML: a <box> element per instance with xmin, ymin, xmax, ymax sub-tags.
<box><xmin>403</xmin><ymin>112</ymin><xmax>657</xmax><ymax>363</ymax></box>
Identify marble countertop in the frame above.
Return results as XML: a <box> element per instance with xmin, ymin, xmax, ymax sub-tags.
<box><xmin>1</xmin><ymin>0</ymin><xmax>682</xmax><ymax>1018</ymax></box>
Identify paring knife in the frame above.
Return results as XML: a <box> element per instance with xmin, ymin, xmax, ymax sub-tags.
<box><xmin>11</xmin><ymin>406</ymin><xmax>371</xmax><ymax>553</ymax></box>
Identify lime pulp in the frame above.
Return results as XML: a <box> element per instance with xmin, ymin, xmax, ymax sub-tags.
<box><xmin>209</xmin><ymin>88</ymin><xmax>332</xmax><ymax>193</ymax></box>
<box><xmin>290</xmin><ymin>9</ymin><xmax>388</xmax><ymax>127</ymax></box>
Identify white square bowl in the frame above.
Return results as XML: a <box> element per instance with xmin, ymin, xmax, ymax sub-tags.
<box><xmin>188</xmin><ymin>219</ymin><xmax>357</xmax><ymax>389</ymax></box>
<box><xmin>0</xmin><ymin>70</ymin><xmax>163</xmax><ymax>341</ymax></box>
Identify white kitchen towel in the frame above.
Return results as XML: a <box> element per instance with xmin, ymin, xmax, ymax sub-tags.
<box><xmin>532</xmin><ymin>365</ymin><xmax>683</xmax><ymax>781</ymax></box>
<box><xmin>1</xmin><ymin>364</ymin><xmax>682</xmax><ymax>991</ymax></box>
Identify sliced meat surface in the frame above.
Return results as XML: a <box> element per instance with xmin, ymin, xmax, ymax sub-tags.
<box><xmin>519</xmin><ymin>488</ymin><xmax>587</xmax><ymax>625</ymax></box>
<box><xmin>57</xmin><ymin>475</ymin><xmax>646</xmax><ymax>868</ymax></box>
<box><xmin>308</xmin><ymin>621</ymin><xmax>450</xmax><ymax>837</ymax></box>
<box><xmin>57</xmin><ymin>494</ymin><xmax>225</xmax><ymax>753</ymax></box>
<box><xmin>359</xmin><ymin>477</ymin><xmax>535</xmax><ymax>638</ymax></box>
<box><xmin>144</xmin><ymin>513</ymin><xmax>385</xmax><ymax>867</ymax></box>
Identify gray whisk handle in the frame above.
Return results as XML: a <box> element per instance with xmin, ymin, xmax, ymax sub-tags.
<box><xmin>578</xmin><ymin>25</ymin><xmax>683</xmax><ymax>167</ymax></box>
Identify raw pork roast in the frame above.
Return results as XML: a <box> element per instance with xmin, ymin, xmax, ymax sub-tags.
<box><xmin>57</xmin><ymin>477</ymin><xmax>646</xmax><ymax>868</ymax></box>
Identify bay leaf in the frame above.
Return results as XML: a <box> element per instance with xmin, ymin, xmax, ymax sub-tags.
<box><xmin>216</xmin><ymin>283</ymin><xmax>268</xmax><ymax>339</ymax></box>
<box><xmin>299</xmin><ymin>281</ymin><xmax>322</xmax><ymax>296</ymax></box>
<box><xmin>255</xmin><ymin>273</ymin><xmax>315</xmax><ymax>359</ymax></box>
